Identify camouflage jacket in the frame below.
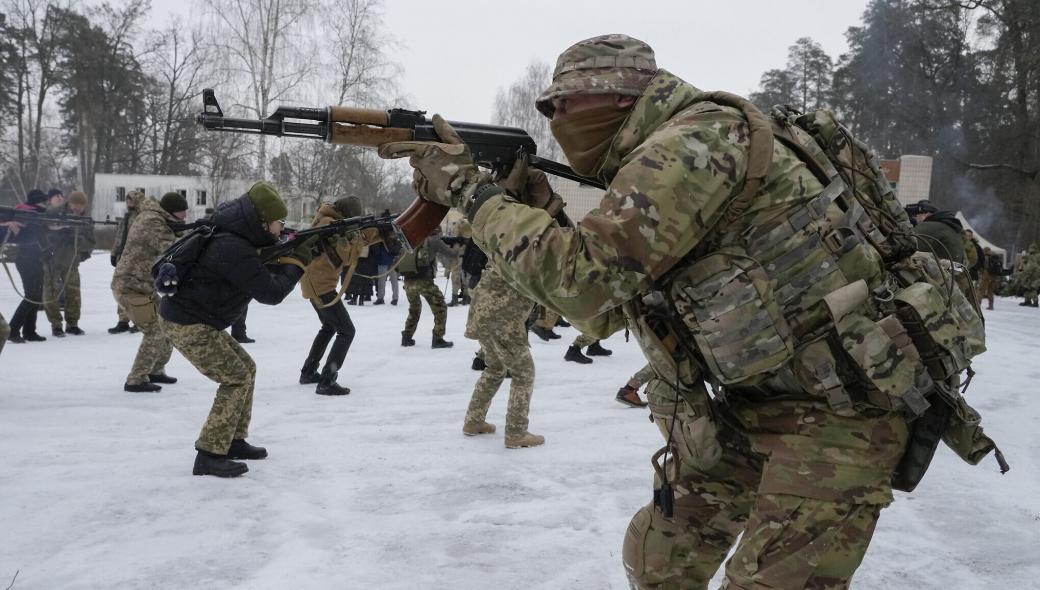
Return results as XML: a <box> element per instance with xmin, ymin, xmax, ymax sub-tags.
<box><xmin>464</xmin><ymin>266</ymin><xmax>535</xmax><ymax>341</ymax></box>
<box><xmin>45</xmin><ymin>203</ymin><xmax>95</xmax><ymax>271</ymax></box>
<box><xmin>112</xmin><ymin>208</ymin><xmax>140</xmax><ymax>262</ymax></box>
<box><xmin>111</xmin><ymin>197</ymin><xmax>179</xmax><ymax>296</ymax></box>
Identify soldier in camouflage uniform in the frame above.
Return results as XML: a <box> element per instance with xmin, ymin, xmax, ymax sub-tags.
<box><xmin>399</xmin><ymin>232</ymin><xmax>456</xmax><ymax>348</ymax></box>
<box><xmin>445</xmin><ymin>218</ymin><xmax>471</xmax><ymax>306</ymax></box>
<box><xmin>109</xmin><ymin>191</ymin><xmax>142</xmax><ymax>334</ymax></box>
<box><xmin>43</xmin><ymin>191</ymin><xmax>95</xmax><ymax>336</ymax></box>
<box><xmin>1015</xmin><ymin>243</ymin><xmax>1040</xmax><ymax>307</ymax></box>
<box><xmin>112</xmin><ymin>193</ymin><xmax>185</xmax><ymax>392</ymax></box>
<box><xmin>463</xmin><ymin>266</ymin><xmax>543</xmax><ymax>447</ymax></box>
<box><xmin>379</xmin><ymin>34</ymin><xmax>982</xmax><ymax>589</ymax></box>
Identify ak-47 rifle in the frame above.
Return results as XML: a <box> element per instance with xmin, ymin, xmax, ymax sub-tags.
<box><xmin>196</xmin><ymin>89</ymin><xmax>603</xmax><ymax>248</ymax></box>
<box><xmin>259</xmin><ymin>212</ymin><xmax>402</xmax><ymax>263</ymax></box>
<box><xmin>0</xmin><ymin>205</ymin><xmax>117</xmax><ymax>227</ymax></box>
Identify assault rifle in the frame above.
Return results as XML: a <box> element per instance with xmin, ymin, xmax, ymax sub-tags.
<box><xmin>0</xmin><ymin>205</ymin><xmax>117</xmax><ymax>227</ymax></box>
<box><xmin>259</xmin><ymin>212</ymin><xmax>403</xmax><ymax>262</ymax></box>
<box><xmin>196</xmin><ymin>89</ymin><xmax>604</xmax><ymax>248</ymax></box>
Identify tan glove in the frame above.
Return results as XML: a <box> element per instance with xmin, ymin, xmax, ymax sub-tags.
<box><xmin>499</xmin><ymin>154</ymin><xmax>566</xmax><ymax>218</ymax></box>
<box><xmin>377</xmin><ymin>115</ymin><xmax>483</xmax><ymax>209</ymax></box>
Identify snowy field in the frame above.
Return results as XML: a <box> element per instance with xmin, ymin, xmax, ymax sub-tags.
<box><xmin>1</xmin><ymin>255</ymin><xmax>1038</xmax><ymax>589</ymax></box>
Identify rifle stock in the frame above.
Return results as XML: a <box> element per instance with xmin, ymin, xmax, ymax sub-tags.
<box><xmin>197</xmin><ymin>89</ymin><xmax>603</xmax><ymax>248</ymax></box>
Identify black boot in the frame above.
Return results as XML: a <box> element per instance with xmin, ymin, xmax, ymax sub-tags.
<box><xmin>108</xmin><ymin>321</ymin><xmax>130</xmax><ymax>334</ymax></box>
<box><xmin>316</xmin><ymin>380</ymin><xmax>351</xmax><ymax>396</ymax></box>
<box><xmin>374</xmin><ymin>298</ymin><xmax>385</xmax><ymax>305</ymax></box>
<box><xmin>432</xmin><ymin>335</ymin><xmax>454</xmax><ymax>349</ymax></box>
<box><xmin>233</xmin><ymin>333</ymin><xmax>255</xmax><ymax>344</ymax></box>
<box><xmin>472</xmin><ymin>356</ymin><xmax>486</xmax><ymax>371</ymax></box>
<box><xmin>24</xmin><ymin>333</ymin><xmax>46</xmax><ymax>342</ymax></box>
<box><xmin>586</xmin><ymin>341</ymin><xmax>613</xmax><ymax>356</ymax></box>
<box><xmin>530</xmin><ymin>326</ymin><xmax>560</xmax><ymax>341</ymax></box>
<box><xmin>66</xmin><ymin>325</ymin><xmax>85</xmax><ymax>335</ymax></box>
<box><xmin>300</xmin><ymin>370</ymin><xmax>321</xmax><ymax>384</ymax></box>
<box><xmin>52</xmin><ymin>325</ymin><xmax>66</xmax><ymax>337</ymax></box>
<box><xmin>193</xmin><ymin>450</ymin><xmax>248</xmax><ymax>477</ymax></box>
<box><xmin>401</xmin><ymin>331</ymin><xmax>416</xmax><ymax>347</ymax></box>
<box><xmin>8</xmin><ymin>333</ymin><xmax>25</xmax><ymax>344</ymax></box>
<box><xmin>565</xmin><ymin>345</ymin><xmax>593</xmax><ymax>364</ymax></box>
<box><xmin>227</xmin><ymin>439</ymin><xmax>268</xmax><ymax>460</ymax></box>
<box><xmin>124</xmin><ymin>382</ymin><xmax>161</xmax><ymax>392</ymax></box>
<box><xmin>148</xmin><ymin>374</ymin><xmax>178</xmax><ymax>384</ymax></box>
<box><xmin>555</xmin><ymin>317</ymin><xmax>571</xmax><ymax>328</ymax></box>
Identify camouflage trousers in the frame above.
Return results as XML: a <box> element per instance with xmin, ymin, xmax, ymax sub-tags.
<box><xmin>465</xmin><ymin>321</ymin><xmax>535</xmax><ymax>436</ymax></box>
<box><xmin>447</xmin><ymin>264</ymin><xmax>466</xmax><ymax>299</ymax></box>
<box><xmin>572</xmin><ymin>332</ymin><xmax>597</xmax><ymax>348</ymax></box>
<box><xmin>116</xmin><ymin>301</ymin><xmax>129</xmax><ymax>323</ymax></box>
<box><xmin>161</xmin><ymin>319</ymin><xmax>256</xmax><ymax>455</ymax></box>
<box><xmin>0</xmin><ymin>312</ymin><xmax>9</xmax><ymax>357</ymax></box>
<box><xmin>535</xmin><ymin>305</ymin><xmax>559</xmax><ymax>330</ymax></box>
<box><xmin>623</xmin><ymin>396</ymin><xmax>907</xmax><ymax>590</ymax></box>
<box><xmin>403</xmin><ymin>278</ymin><xmax>447</xmax><ymax>338</ymax></box>
<box><xmin>631</xmin><ymin>364</ymin><xmax>655</xmax><ymax>388</ymax></box>
<box><xmin>116</xmin><ymin>290</ymin><xmax>172</xmax><ymax>384</ymax></box>
<box><xmin>43</xmin><ymin>264</ymin><xmax>81</xmax><ymax>329</ymax></box>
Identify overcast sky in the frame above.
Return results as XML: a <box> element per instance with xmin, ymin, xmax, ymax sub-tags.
<box><xmin>147</xmin><ymin>0</ymin><xmax>871</xmax><ymax>122</ymax></box>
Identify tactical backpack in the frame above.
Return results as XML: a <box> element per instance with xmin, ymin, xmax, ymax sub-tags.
<box><xmin>150</xmin><ymin>223</ymin><xmax>217</xmax><ymax>296</ymax></box>
<box><xmin>663</xmin><ymin>93</ymin><xmax>1004</xmax><ymax>490</ymax></box>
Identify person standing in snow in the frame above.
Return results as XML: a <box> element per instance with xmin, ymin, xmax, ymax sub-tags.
<box><xmin>159</xmin><ymin>182</ymin><xmax>311</xmax><ymax>478</ymax></box>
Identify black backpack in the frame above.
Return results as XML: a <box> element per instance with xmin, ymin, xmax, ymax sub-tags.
<box><xmin>150</xmin><ymin>223</ymin><xmax>217</xmax><ymax>296</ymax></box>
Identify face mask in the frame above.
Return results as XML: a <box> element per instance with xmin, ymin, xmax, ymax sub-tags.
<box><xmin>550</xmin><ymin>104</ymin><xmax>632</xmax><ymax>176</ymax></box>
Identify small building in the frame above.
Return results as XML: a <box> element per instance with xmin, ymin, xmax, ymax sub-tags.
<box><xmin>92</xmin><ymin>174</ymin><xmax>254</xmax><ymax>222</ymax></box>
<box><xmin>879</xmin><ymin>155</ymin><xmax>934</xmax><ymax>206</ymax></box>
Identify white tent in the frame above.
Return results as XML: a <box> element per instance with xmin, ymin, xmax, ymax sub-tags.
<box><xmin>956</xmin><ymin>212</ymin><xmax>1007</xmax><ymax>267</ymax></box>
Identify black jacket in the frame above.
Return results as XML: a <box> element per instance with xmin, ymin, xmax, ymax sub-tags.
<box><xmin>12</xmin><ymin>203</ymin><xmax>49</xmax><ymax>263</ymax></box>
<box><xmin>160</xmin><ymin>195</ymin><xmax>303</xmax><ymax>329</ymax></box>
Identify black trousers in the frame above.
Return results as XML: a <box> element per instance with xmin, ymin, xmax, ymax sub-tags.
<box><xmin>231</xmin><ymin>305</ymin><xmax>248</xmax><ymax>338</ymax></box>
<box><xmin>9</xmin><ymin>257</ymin><xmax>44</xmax><ymax>337</ymax></box>
<box><xmin>302</xmin><ymin>291</ymin><xmax>356</xmax><ymax>383</ymax></box>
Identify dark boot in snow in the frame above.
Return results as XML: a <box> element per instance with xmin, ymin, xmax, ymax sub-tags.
<box><xmin>401</xmin><ymin>331</ymin><xmax>416</xmax><ymax>347</ymax></box>
<box><xmin>472</xmin><ymin>356</ymin><xmax>486</xmax><ymax>371</ymax></box>
<box><xmin>193</xmin><ymin>450</ymin><xmax>248</xmax><ymax>477</ymax></box>
<box><xmin>432</xmin><ymin>336</ymin><xmax>454</xmax><ymax>349</ymax></box>
<box><xmin>316</xmin><ymin>380</ymin><xmax>350</xmax><ymax>396</ymax></box>
<box><xmin>565</xmin><ymin>345</ymin><xmax>593</xmax><ymax>364</ymax></box>
<box><xmin>227</xmin><ymin>439</ymin><xmax>267</xmax><ymax>460</ymax></box>
<box><xmin>148</xmin><ymin>374</ymin><xmax>177</xmax><ymax>384</ymax></box>
<box><xmin>586</xmin><ymin>341</ymin><xmax>613</xmax><ymax>356</ymax></box>
<box><xmin>108</xmin><ymin>321</ymin><xmax>130</xmax><ymax>334</ymax></box>
<box><xmin>124</xmin><ymin>382</ymin><xmax>161</xmax><ymax>393</ymax></box>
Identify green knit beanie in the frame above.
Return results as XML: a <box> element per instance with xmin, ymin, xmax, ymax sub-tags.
<box><xmin>160</xmin><ymin>192</ymin><xmax>189</xmax><ymax>214</ymax></box>
<box><xmin>247</xmin><ymin>181</ymin><xmax>288</xmax><ymax>223</ymax></box>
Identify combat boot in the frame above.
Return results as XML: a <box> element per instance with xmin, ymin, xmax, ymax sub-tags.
<box><xmin>463</xmin><ymin>421</ymin><xmax>496</xmax><ymax>436</ymax></box>
<box><xmin>124</xmin><ymin>382</ymin><xmax>161</xmax><ymax>393</ymax></box>
<box><xmin>299</xmin><ymin>370</ymin><xmax>321</xmax><ymax>384</ymax></box>
<box><xmin>227</xmin><ymin>439</ymin><xmax>268</xmax><ymax>460</ymax></box>
<box><xmin>193</xmin><ymin>450</ymin><xmax>248</xmax><ymax>477</ymax></box>
<box><xmin>52</xmin><ymin>325</ymin><xmax>65</xmax><ymax>337</ymax></box>
<box><xmin>565</xmin><ymin>345</ymin><xmax>593</xmax><ymax>364</ymax></box>
<box><xmin>374</xmin><ymin>298</ymin><xmax>385</xmax><ymax>305</ymax></box>
<box><xmin>24</xmin><ymin>333</ymin><xmax>46</xmax><ymax>342</ymax></box>
<box><xmin>7</xmin><ymin>334</ymin><xmax>25</xmax><ymax>344</ymax></box>
<box><xmin>401</xmin><ymin>331</ymin><xmax>416</xmax><ymax>347</ymax></box>
<box><xmin>530</xmin><ymin>326</ymin><xmax>560</xmax><ymax>341</ymax></box>
<box><xmin>447</xmin><ymin>296</ymin><xmax>458</xmax><ymax>307</ymax></box>
<box><xmin>505</xmin><ymin>432</ymin><xmax>545</xmax><ymax>449</ymax></box>
<box><xmin>108</xmin><ymin>321</ymin><xmax>130</xmax><ymax>334</ymax></box>
<box><xmin>1019</xmin><ymin>300</ymin><xmax>1031</xmax><ymax>306</ymax></box>
<box><xmin>471</xmin><ymin>355</ymin><xmax>486</xmax><ymax>371</ymax></box>
<box><xmin>461</xmin><ymin>294</ymin><xmax>471</xmax><ymax>305</ymax></box>
<box><xmin>148</xmin><ymin>374</ymin><xmax>177</xmax><ymax>384</ymax></box>
<box><xmin>233</xmin><ymin>334</ymin><xmax>255</xmax><ymax>344</ymax></box>
<box><xmin>316</xmin><ymin>381</ymin><xmax>350</xmax><ymax>396</ymax></box>
<box><xmin>616</xmin><ymin>386</ymin><xmax>648</xmax><ymax>408</ymax></box>
<box><xmin>65</xmin><ymin>325</ymin><xmax>85</xmax><ymax>336</ymax></box>
<box><xmin>586</xmin><ymin>341</ymin><xmax>613</xmax><ymax>356</ymax></box>
<box><xmin>432</xmin><ymin>336</ymin><xmax>454</xmax><ymax>349</ymax></box>
<box><xmin>555</xmin><ymin>317</ymin><xmax>570</xmax><ymax>328</ymax></box>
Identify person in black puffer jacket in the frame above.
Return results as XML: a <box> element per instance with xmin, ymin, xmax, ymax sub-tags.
<box><xmin>160</xmin><ymin>182</ymin><xmax>314</xmax><ymax>478</ymax></box>
<box><xmin>6</xmin><ymin>189</ymin><xmax>52</xmax><ymax>343</ymax></box>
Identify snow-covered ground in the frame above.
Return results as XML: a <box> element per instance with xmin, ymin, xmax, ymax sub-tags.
<box><xmin>1</xmin><ymin>255</ymin><xmax>1037</xmax><ymax>589</ymax></box>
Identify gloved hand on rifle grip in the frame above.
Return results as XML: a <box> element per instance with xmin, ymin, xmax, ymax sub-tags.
<box><xmin>377</xmin><ymin>115</ymin><xmax>485</xmax><ymax>209</ymax></box>
<box><xmin>499</xmin><ymin>153</ymin><xmax>554</xmax><ymax>210</ymax></box>
<box><xmin>287</xmin><ymin>234</ymin><xmax>321</xmax><ymax>267</ymax></box>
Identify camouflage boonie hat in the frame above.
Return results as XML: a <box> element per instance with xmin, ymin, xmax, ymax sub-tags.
<box><xmin>535</xmin><ymin>34</ymin><xmax>658</xmax><ymax>118</ymax></box>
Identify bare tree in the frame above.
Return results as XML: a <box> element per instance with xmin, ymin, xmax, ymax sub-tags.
<box><xmin>492</xmin><ymin>59</ymin><xmax>561</xmax><ymax>163</ymax></box>
<box><xmin>202</xmin><ymin>0</ymin><xmax>319</xmax><ymax>180</ymax></box>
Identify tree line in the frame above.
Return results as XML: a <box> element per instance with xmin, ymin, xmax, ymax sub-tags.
<box><xmin>748</xmin><ymin>0</ymin><xmax>1040</xmax><ymax>252</ymax></box>
<box><xmin>0</xmin><ymin>0</ymin><xmax>413</xmax><ymax>215</ymax></box>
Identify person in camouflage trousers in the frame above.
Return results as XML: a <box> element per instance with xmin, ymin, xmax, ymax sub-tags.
<box><xmin>112</xmin><ymin>193</ymin><xmax>185</xmax><ymax>392</ymax></box>
<box><xmin>616</xmin><ymin>364</ymin><xmax>651</xmax><ymax>407</ymax></box>
<box><xmin>43</xmin><ymin>191</ymin><xmax>95</xmax><ymax>336</ymax></box>
<box><xmin>462</xmin><ymin>266</ymin><xmax>543</xmax><ymax>448</ymax></box>
<box><xmin>400</xmin><ymin>232</ymin><xmax>456</xmax><ymax>348</ymax></box>
<box><xmin>109</xmin><ymin>191</ymin><xmax>142</xmax><ymax>334</ymax></box>
<box><xmin>376</xmin><ymin>34</ymin><xmax>986</xmax><ymax>589</ymax></box>
<box><xmin>1015</xmin><ymin>243</ymin><xmax>1040</xmax><ymax>307</ymax></box>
